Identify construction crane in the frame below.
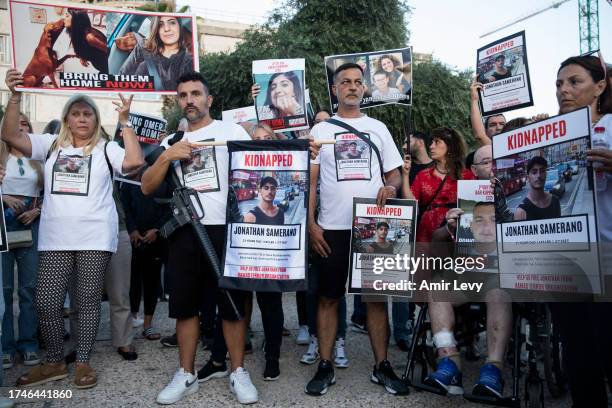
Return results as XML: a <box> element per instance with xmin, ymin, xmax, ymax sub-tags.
<box><xmin>480</xmin><ymin>0</ymin><xmax>607</xmax><ymax>53</ymax></box>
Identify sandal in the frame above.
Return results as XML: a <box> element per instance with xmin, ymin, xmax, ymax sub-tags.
<box><xmin>75</xmin><ymin>365</ymin><xmax>97</xmax><ymax>389</ymax></box>
<box><xmin>143</xmin><ymin>327</ymin><xmax>161</xmax><ymax>341</ymax></box>
<box><xmin>17</xmin><ymin>362</ymin><xmax>68</xmax><ymax>387</ymax></box>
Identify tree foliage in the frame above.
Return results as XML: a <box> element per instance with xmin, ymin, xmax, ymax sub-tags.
<box><xmin>164</xmin><ymin>0</ymin><xmax>474</xmax><ymax>147</ymax></box>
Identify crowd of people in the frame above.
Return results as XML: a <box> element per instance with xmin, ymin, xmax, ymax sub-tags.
<box><xmin>0</xmin><ymin>48</ymin><xmax>609</xmax><ymax>408</ymax></box>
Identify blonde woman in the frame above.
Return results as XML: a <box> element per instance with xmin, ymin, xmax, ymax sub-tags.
<box><xmin>2</xmin><ymin>68</ymin><xmax>144</xmax><ymax>389</ymax></box>
<box><xmin>0</xmin><ymin>112</ymin><xmax>44</xmax><ymax>370</ymax></box>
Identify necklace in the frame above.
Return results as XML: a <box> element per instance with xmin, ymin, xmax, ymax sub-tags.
<box><xmin>435</xmin><ymin>164</ymin><xmax>448</xmax><ymax>175</ymax></box>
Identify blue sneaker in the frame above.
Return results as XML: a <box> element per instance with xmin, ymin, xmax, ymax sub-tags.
<box><xmin>423</xmin><ymin>357</ymin><xmax>464</xmax><ymax>395</ymax></box>
<box><xmin>472</xmin><ymin>363</ymin><xmax>504</xmax><ymax>399</ymax></box>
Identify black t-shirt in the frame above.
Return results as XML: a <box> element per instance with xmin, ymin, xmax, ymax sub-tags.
<box><xmin>492</xmin><ymin>70</ymin><xmax>511</xmax><ymax>81</ymax></box>
<box><xmin>249</xmin><ymin>205</ymin><xmax>285</xmax><ymax>225</ymax></box>
<box><xmin>368</xmin><ymin>241</ymin><xmax>394</xmax><ymax>254</ymax></box>
<box><xmin>518</xmin><ymin>196</ymin><xmax>561</xmax><ymax>221</ymax></box>
<box><xmin>410</xmin><ymin>161</ymin><xmax>434</xmax><ymax>185</ymax></box>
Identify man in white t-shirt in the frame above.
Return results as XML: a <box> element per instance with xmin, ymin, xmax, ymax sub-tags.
<box><xmin>141</xmin><ymin>72</ymin><xmax>258</xmax><ymax>405</ymax></box>
<box><xmin>306</xmin><ymin>62</ymin><xmax>408</xmax><ymax>396</ymax></box>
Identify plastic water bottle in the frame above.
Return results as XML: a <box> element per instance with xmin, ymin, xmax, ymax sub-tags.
<box><xmin>592</xmin><ymin>127</ymin><xmax>609</xmax><ymax>169</ymax></box>
<box><xmin>592</xmin><ymin>127</ymin><xmax>608</xmax><ymax>191</ymax></box>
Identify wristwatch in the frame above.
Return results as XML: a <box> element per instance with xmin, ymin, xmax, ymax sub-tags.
<box><xmin>121</xmin><ymin>122</ymin><xmax>134</xmax><ymax>129</ymax></box>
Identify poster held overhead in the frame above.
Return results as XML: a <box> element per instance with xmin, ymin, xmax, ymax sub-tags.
<box><xmin>221</xmin><ymin>139</ymin><xmax>309</xmax><ymax>292</ymax></box>
<box><xmin>252</xmin><ymin>59</ymin><xmax>308</xmax><ymax>134</ymax></box>
<box><xmin>476</xmin><ymin>31</ymin><xmax>534</xmax><ymax>116</ymax></box>
<box><xmin>9</xmin><ymin>0</ymin><xmax>199</xmax><ymax>94</ymax></box>
<box><xmin>324</xmin><ymin>47</ymin><xmax>412</xmax><ymax>113</ymax></box>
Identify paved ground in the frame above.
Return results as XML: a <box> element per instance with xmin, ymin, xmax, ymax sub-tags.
<box><xmin>0</xmin><ymin>293</ymin><xmax>572</xmax><ymax>407</ymax></box>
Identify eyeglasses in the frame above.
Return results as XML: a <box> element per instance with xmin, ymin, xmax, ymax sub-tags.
<box><xmin>16</xmin><ymin>158</ymin><xmax>25</xmax><ymax>176</ymax></box>
<box><xmin>473</xmin><ymin>159</ymin><xmax>493</xmax><ymax>166</ymax></box>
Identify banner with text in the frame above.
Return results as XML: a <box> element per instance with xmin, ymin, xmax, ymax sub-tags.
<box><xmin>492</xmin><ymin>107</ymin><xmax>601</xmax><ymax>297</ymax></box>
<box><xmin>348</xmin><ymin>198</ymin><xmax>417</xmax><ymax>297</ymax></box>
<box><xmin>476</xmin><ymin>31</ymin><xmax>533</xmax><ymax>116</ymax></box>
<box><xmin>220</xmin><ymin>139</ymin><xmax>310</xmax><ymax>292</ymax></box>
<box><xmin>9</xmin><ymin>0</ymin><xmax>198</xmax><ymax>94</ymax></box>
<box><xmin>113</xmin><ymin>111</ymin><xmax>166</xmax><ymax>185</ymax></box>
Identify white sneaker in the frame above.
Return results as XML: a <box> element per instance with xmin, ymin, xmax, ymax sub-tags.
<box><xmin>296</xmin><ymin>325</ymin><xmax>309</xmax><ymax>345</ymax></box>
<box><xmin>229</xmin><ymin>367</ymin><xmax>258</xmax><ymax>404</ymax></box>
<box><xmin>334</xmin><ymin>337</ymin><xmax>349</xmax><ymax>368</ymax></box>
<box><xmin>300</xmin><ymin>335</ymin><xmax>319</xmax><ymax>365</ymax></box>
<box><xmin>156</xmin><ymin>368</ymin><xmax>199</xmax><ymax>405</ymax></box>
<box><xmin>132</xmin><ymin>316</ymin><xmax>144</xmax><ymax>328</ymax></box>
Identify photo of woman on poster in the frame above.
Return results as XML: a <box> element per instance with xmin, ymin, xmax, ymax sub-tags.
<box><xmin>261</xmin><ymin>72</ymin><xmax>305</xmax><ymax>120</ymax></box>
<box><xmin>118</xmin><ymin>16</ymin><xmax>194</xmax><ymax>90</ymax></box>
<box><xmin>65</xmin><ymin>9</ymin><xmax>109</xmax><ymax>74</ymax></box>
<box><xmin>375</xmin><ymin>53</ymin><xmax>411</xmax><ymax>94</ymax></box>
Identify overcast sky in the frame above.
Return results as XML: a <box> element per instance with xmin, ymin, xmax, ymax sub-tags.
<box><xmin>180</xmin><ymin>0</ymin><xmax>612</xmax><ymax>118</ymax></box>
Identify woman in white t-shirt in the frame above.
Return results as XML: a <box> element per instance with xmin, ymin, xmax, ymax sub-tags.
<box><xmin>2</xmin><ymin>68</ymin><xmax>144</xmax><ymax>390</ymax></box>
<box><xmin>0</xmin><ymin>112</ymin><xmax>44</xmax><ymax>369</ymax></box>
<box><xmin>550</xmin><ymin>55</ymin><xmax>612</xmax><ymax>407</ymax></box>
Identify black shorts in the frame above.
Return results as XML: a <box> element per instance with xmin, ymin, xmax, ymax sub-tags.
<box><xmin>167</xmin><ymin>225</ymin><xmax>245</xmax><ymax>321</ymax></box>
<box><xmin>313</xmin><ymin>229</ymin><xmax>351</xmax><ymax>300</ymax></box>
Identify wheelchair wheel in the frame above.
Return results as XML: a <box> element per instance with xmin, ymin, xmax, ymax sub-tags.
<box><xmin>410</xmin><ymin>359</ymin><xmax>428</xmax><ymax>386</ymax></box>
<box><xmin>526</xmin><ymin>380</ymin><xmax>544</xmax><ymax>408</ymax></box>
<box><xmin>540</xmin><ymin>306</ymin><xmax>567</xmax><ymax>398</ymax></box>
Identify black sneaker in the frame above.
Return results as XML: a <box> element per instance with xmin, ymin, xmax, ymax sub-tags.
<box><xmin>197</xmin><ymin>359</ymin><xmax>229</xmax><ymax>383</ymax></box>
<box><xmin>350</xmin><ymin>316</ymin><xmax>368</xmax><ymax>334</ymax></box>
<box><xmin>160</xmin><ymin>333</ymin><xmax>178</xmax><ymax>348</ymax></box>
<box><xmin>305</xmin><ymin>360</ymin><xmax>335</xmax><ymax>396</ymax></box>
<box><xmin>371</xmin><ymin>360</ymin><xmax>410</xmax><ymax>395</ymax></box>
<box><xmin>263</xmin><ymin>359</ymin><xmax>280</xmax><ymax>381</ymax></box>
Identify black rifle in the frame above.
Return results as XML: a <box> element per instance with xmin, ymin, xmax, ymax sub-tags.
<box><xmin>149</xmin><ymin>132</ymin><xmax>242</xmax><ymax>320</ymax></box>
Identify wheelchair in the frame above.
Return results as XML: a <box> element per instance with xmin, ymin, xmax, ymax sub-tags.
<box><xmin>401</xmin><ymin>302</ymin><xmax>567</xmax><ymax>407</ymax></box>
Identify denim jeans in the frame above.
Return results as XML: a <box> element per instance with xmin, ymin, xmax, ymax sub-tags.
<box><xmin>0</xmin><ymin>261</ymin><xmax>5</xmax><ymax>386</ymax></box>
<box><xmin>2</xmin><ymin>220</ymin><xmax>39</xmax><ymax>356</ymax></box>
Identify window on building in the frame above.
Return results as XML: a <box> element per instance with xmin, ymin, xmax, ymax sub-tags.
<box><xmin>0</xmin><ymin>35</ymin><xmax>10</xmax><ymax>64</ymax></box>
<box><xmin>0</xmin><ymin>0</ymin><xmax>8</xmax><ymax>10</ymax></box>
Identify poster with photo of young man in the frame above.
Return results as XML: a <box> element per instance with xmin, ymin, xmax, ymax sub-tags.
<box><xmin>492</xmin><ymin>107</ymin><xmax>601</xmax><ymax>297</ymax></box>
<box><xmin>476</xmin><ymin>30</ymin><xmax>534</xmax><ymax>116</ymax></box>
<box><xmin>348</xmin><ymin>197</ymin><xmax>417</xmax><ymax>297</ymax></box>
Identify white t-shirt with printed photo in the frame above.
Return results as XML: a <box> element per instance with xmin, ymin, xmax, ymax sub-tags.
<box><xmin>311</xmin><ymin>114</ymin><xmax>403</xmax><ymax>230</ymax></box>
<box><xmin>160</xmin><ymin>120</ymin><xmax>251</xmax><ymax>225</ymax></box>
<box><xmin>29</xmin><ymin>134</ymin><xmax>126</xmax><ymax>252</ymax></box>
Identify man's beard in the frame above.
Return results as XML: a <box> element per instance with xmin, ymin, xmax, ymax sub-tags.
<box><xmin>184</xmin><ymin>106</ymin><xmax>207</xmax><ymax>122</ymax></box>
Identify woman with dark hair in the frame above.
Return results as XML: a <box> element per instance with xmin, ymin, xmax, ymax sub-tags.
<box><xmin>118</xmin><ymin>16</ymin><xmax>194</xmax><ymax>91</ymax></box>
<box><xmin>64</xmin><ymin>9</ymin><xmax>109</xmax><ymax>74</ymax></box>
<box><xmin>376</xmin><ymin>54</ymin><xmax>411</xmax><ymax>94</ymax></box>
<box><xmin>550</xmin><ymin>54</ymin><xmax>612</xmax><ymax>408</ymax></box>
<box><xmin>402</xmin><ymin>126</ymin><xmax>474</xmax><ymax>244</ymax></box>
<box><xmin>262</xmin><ymin>72</ymin><xmax>304</xmax><ymax>119</ymax></box>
